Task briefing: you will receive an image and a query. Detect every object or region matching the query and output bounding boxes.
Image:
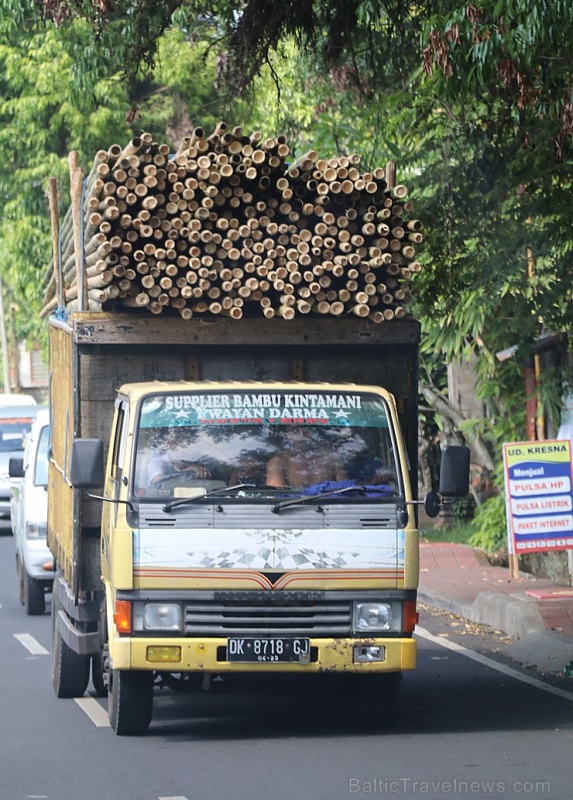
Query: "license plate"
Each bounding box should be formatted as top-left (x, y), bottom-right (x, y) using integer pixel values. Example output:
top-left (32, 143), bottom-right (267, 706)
top-left (227, 637), bottom-right (311, 663)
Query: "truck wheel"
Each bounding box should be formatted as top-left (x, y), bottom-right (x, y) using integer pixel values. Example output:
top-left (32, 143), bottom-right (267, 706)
top-left (91, 654), bottom-right (108, 698)
top-left (24, 571), bottom-right (46, 616)
top-left (17, 557), bottom-right (24, 606)
top-left (91, 596), bottom-right (108, 697)
top-left (108, 669), bottom-right (154, 736)
top-left (50, 579), bottom-right (90, 698)
top-left (353, 672), bottom-right (402, 729)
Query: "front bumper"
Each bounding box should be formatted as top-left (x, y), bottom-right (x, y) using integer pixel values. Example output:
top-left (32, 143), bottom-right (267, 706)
top-left (22, 540), bottom-right (54, 581)
top-left (111, 635), bottom-right (416, 673)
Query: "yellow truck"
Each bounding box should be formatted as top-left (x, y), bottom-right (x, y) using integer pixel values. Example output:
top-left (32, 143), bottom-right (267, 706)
top-left (47, 311), bottom-right (469, 734)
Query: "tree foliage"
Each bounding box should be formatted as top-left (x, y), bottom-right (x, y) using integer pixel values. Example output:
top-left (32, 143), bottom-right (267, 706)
top-left (422, 1), bottom-right (573, 154)
top-left (0, 13), bottom-right (226, 354)
top-left (19, 0), bottom-right (573, 153)
top-left (27, 0), bottom-right (423, 97)
top-left (1, 0), bottom-right (572, 497)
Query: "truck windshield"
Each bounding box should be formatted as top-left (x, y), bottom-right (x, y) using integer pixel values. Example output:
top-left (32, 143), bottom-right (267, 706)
top-left (132, 389), bottom-right (399, 498)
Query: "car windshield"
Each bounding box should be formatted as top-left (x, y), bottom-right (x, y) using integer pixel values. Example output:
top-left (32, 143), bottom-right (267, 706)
top-left (132, 389), bottom-right (399, 500)
top-left (0, 416), bottom-right (35, 452)
top-left (34, 426), bottom-right (50, 486)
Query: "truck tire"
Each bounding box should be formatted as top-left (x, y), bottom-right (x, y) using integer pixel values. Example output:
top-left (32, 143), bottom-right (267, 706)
top-left (91, 653), bottom-right (108, 698)
top-left (91, 596), bottom-right (108, 697)
top-left (353, 672), bottom-right (402, 729)
top-left (50, 579), bottom-right (90, 698)
top-left (24, 571), bottom-right (46, 616)
top-left (16, 557), bottom-right (24, 606)
top-left (108, 669), bottom-right (154, 736)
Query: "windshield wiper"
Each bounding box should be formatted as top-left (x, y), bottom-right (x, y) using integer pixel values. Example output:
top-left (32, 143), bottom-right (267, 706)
top-left (163, 483), bottom-right (256, 513)
top-left (271, 484), bottom-right (392, 513)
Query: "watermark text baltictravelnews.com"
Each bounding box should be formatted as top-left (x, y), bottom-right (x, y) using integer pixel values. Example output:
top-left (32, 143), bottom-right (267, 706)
top-left (348, 778), bottom-right (551, 794)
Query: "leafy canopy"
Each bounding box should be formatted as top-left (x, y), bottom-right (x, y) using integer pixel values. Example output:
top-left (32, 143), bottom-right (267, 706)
top-left (0, 13), bottom-right (226, 348)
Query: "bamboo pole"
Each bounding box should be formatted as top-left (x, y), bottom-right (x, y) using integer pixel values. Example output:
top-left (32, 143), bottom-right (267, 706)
top-left (68, 152), bottom-right (87, 307)
top-left (46, 178), bottom-right (62, 307)
top-left (43, 125), bottom-right (422, 322)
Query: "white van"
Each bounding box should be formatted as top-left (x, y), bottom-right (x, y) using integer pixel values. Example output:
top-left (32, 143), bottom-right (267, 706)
top-left (0, 404), bottom-right (40, 518)
top-left (9, 408), bottom-right (53, 614)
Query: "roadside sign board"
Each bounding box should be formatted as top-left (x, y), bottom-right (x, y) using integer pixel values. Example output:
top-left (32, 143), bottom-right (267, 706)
top-left (503, 440), bottom-right (573, 555)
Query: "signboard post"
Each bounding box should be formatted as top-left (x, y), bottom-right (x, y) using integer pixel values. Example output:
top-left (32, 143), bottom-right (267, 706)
top-left (503, 440), bottom-right (573, 578)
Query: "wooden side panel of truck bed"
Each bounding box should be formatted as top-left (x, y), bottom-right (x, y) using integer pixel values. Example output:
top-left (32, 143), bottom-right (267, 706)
top-left (47, 321), bottom-right (76, 588)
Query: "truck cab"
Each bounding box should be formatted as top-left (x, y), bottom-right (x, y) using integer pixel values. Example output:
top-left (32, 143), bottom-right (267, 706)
top-left (63, 380), bottom-right (468, 734)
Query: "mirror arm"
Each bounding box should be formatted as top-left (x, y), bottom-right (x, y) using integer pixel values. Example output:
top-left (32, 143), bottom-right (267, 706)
top-left (403, 496), bottom-right (455, 506)
top-left (85, 491), bottom-right (134, 513)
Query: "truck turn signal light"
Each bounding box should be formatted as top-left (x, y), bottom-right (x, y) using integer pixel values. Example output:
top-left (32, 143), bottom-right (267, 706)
top-left (403, 600), bottom-right (419, 632)
top-left (114, 600), bottom-right (132, 634)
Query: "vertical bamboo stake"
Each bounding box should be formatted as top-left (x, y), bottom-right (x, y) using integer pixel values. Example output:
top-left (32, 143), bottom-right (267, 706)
top-left (68, 152), bottom-right (86, 309)
top-left (47, 178), bottom-right (62, 308)
top-left (385, 160), bottom-right (396, 192)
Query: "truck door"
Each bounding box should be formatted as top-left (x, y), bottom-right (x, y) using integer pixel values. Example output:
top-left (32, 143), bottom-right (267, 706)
top-left (101, 398), bottom-right (130, 559)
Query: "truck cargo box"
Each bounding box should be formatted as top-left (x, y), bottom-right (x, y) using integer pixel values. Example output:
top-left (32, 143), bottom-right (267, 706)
top-left (48, 312), bottom-right (419, 594)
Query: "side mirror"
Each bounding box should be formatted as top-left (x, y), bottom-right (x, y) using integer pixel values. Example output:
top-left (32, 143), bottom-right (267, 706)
top-left (9, 457), bottom-right (24, 479)
top-left (396, 500), bottom-right (409, 528)
top-left (70, 439), bottom-right (104, 488)
top-left (439, 446), bottom-right (470, 498)
top-left (423, 491), bottom-right (441, 518)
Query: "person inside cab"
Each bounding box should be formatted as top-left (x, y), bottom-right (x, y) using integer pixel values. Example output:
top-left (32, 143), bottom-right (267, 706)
top-left (266, 425), bottom-right (347, 488)
top-left (147, 427), bottom-right (212, 485)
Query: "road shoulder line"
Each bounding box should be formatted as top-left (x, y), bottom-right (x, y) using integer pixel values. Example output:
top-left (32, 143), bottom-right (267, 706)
top-left (416, 626), bottom-right (573, 703)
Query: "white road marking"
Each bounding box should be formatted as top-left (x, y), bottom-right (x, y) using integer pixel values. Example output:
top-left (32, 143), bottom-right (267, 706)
top-left (70, 629), bottom-right (571, 732)
top-left (13, 633), bottom-right (49, 655)
top-left (158, 797), bottom-right (190, 800)
top-left (416, 626), bottom-right (573, 702)
top-left (74, 697), bottom-right (110, 727)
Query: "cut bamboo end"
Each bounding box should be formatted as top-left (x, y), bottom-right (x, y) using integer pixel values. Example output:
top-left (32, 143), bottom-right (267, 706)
top-left (44, 123), bottom-right (420, 322)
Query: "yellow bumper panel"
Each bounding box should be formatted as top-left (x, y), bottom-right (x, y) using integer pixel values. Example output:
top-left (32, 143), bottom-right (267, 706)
top-left (112, 636), bottom-right (416, 673)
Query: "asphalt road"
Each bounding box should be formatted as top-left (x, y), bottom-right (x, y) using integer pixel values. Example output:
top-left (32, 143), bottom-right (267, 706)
top-left (0, 526), bottom-right (572, 800)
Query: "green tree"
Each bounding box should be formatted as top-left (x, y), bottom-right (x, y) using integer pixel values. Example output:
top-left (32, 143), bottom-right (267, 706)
top-left (0, 17), bottom-right (224, 367)
top-left (422, 1), bottom-right (573, 153)
top-left (25, 0), bottom-right (573, 150)
top-left (3, 1), bottom-right (572, 556)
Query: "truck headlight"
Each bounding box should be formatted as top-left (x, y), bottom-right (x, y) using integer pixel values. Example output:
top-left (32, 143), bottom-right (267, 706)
top-left (133, 602), bottom-right (182, 632)
top-left (26, 521), bottom-right (47, 539)
top-left (353, 602), bottom-right (391, 632)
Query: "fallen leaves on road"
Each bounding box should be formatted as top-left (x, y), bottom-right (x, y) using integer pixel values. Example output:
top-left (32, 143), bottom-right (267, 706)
top-left (419, 602), bottom-right (512, 644)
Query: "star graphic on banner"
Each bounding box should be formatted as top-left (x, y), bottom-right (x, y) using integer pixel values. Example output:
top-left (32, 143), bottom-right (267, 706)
top-left (174, 410), bottom-right (191, 420)
top-left (334, 410), bottom-right (350, 420)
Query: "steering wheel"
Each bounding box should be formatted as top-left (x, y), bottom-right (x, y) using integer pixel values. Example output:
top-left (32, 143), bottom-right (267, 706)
top-left (152, 467), bottom-right (210, 488)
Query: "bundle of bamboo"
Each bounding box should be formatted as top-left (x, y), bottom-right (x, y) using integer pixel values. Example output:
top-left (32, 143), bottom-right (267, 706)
top-left (42, 124), bottom-right (423, 322)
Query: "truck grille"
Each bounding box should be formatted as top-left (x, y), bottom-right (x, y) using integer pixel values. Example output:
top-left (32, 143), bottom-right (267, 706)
top-left (184, 598), bottom-right (352, 637)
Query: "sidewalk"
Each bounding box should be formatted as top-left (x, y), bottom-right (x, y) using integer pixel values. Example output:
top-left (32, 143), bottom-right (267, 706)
top-left (418, 542), bottom-right (573, 674)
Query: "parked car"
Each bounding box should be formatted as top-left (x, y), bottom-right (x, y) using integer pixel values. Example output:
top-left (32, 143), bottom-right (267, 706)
top-left (0, 404), bottom-right (40, 519)
top-left (9, 408), bottom-right (53, 615)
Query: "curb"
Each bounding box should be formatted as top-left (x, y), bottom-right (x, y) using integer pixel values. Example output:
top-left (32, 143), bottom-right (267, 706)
top-left (418, 587), bottom-right (573, 673)
top-left (418, 587), bottom-right (546, 640)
